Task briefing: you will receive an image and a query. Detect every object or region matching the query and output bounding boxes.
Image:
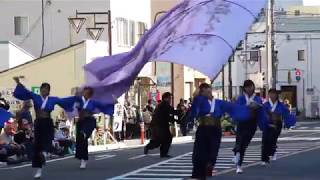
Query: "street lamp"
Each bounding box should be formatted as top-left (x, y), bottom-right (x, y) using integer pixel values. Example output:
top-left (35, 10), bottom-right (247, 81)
top-left (68, 10), bottom-right (112, 55)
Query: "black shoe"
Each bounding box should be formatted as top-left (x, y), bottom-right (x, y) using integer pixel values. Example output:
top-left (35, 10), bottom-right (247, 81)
top-left (144, 147), bottom-right (148, 155)
top-left (160, 154), bottom-right (171, 158)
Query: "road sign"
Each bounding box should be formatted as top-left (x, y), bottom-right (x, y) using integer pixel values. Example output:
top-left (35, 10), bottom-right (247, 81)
top-left (295, 68), bottom-right (301, 82)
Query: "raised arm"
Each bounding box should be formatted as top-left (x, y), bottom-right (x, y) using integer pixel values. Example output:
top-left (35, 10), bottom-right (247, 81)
top-left (13, 77), bottom-right (35, 101)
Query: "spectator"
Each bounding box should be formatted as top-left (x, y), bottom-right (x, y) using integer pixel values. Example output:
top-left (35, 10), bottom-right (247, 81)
top-left (143, 100), bottom-right (154, 139)
top-left (177, 98), bottom-right (184, 110)
top-left (144, 100), bottom-right (154, 113)
top-left (16, 100), bottom-right (33, 131)
top-left (0, 122), bottom-right (25, 164)
top-left (53, 122), bottom-right (74, 156)
top-left (183, 100), bottom-right (188, 109)
top-left (14, 119), bottom-right (34, 160)
top-left (177, 104), bottom-right (188, 136)
top-left (124, 102), bottom-right (137, 139)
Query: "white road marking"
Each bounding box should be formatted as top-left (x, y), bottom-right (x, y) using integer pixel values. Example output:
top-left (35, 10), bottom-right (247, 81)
top-left (129, 153), bottom-right (160, 160)
top-left (0, 156), bottom-right (74, 170)
top-left (129, 154), bottom-right (146, 160)
top-left (95, 155), bottom-right (116, 161)
top-left (146, 169), bottom-right (191, 172)
top-left (130, 173), bottom-right (189, 177)
top-left (119, 178), bottom-right (181, 180)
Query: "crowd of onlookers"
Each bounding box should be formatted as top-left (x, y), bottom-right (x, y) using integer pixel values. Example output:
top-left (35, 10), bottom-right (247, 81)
top-left (0, 99), bottom-right (75, 167)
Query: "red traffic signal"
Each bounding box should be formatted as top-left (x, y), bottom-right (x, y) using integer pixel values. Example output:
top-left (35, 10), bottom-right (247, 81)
top-left (295, 68), bottom-right (301, 81)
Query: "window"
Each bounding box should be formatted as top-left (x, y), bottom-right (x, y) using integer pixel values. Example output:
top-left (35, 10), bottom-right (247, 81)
top-left (298, 50), bottom-right (305, 61)
top-left (128, 20), bottom-right (135, 46)
top-left (116, 17), bottom-right (128, 46)
top-left (14, 16), bottom-right (29, 35)
top-left (116, 18), bottom-right (147, 47)
top-left (135, 21), bottom-right (147, 43)
top-left (249, 50), bottom-right (260, 62)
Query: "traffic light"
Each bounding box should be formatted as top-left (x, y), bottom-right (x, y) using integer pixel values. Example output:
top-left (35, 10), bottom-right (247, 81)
top-left (295, 68), bottom-right (301, 82)
top-left (262, 72), bottom-right (265, 82)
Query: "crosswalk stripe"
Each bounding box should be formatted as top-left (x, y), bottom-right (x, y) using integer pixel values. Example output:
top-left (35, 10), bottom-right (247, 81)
top-left (119, 178), bottom-right (181, 180)
top-left (134, 173), bottom-right (190, 177)
top-left (158, 165), bottom-right (192, 168)
top-left (145, 169), bottom-right (191, 172)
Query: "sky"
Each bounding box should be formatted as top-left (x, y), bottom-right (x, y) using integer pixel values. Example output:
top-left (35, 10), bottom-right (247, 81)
top-left (304, 0), bottom-right (320, 6)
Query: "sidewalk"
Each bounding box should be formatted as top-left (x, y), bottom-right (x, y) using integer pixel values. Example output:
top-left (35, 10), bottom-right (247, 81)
top-left (88, 135), bottom-right (193, 153)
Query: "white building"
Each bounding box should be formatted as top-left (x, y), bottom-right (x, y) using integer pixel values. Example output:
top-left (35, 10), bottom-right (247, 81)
top-left (214, 7), bottom-right (320, 118)
top-left (0, 0), bottom-right (110, 57)
top-left (0, 41), bottom-right (34, 71)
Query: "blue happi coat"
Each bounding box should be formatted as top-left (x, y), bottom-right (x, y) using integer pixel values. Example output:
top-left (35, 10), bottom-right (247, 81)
top-left (61, 96), bottom-right (114, 116)
top-left (263, 100), bottom-right (296, 128)
top-left (236, 94), bottom-right (268, 130)
top-left (13, 84), bottom-right (68, 112)
top-left (190, 95), bottom-right (250, 121)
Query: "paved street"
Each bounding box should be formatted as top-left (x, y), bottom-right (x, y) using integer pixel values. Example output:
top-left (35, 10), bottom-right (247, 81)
top-left (1, 121), bottom-right (320, 180)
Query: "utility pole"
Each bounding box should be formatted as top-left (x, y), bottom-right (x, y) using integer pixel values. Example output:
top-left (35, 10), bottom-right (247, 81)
top-left (222, 64), bottom-right (225, 100)
top-left (244, 34), bottom-right (248, 80)
top-left (266, 0), bottom-right (275, 88)
top-left (228, 56), bottom-right (233, 100)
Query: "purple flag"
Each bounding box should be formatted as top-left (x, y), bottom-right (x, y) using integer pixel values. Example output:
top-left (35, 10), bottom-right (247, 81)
top-left (84, 0), bottom-right (266, 103)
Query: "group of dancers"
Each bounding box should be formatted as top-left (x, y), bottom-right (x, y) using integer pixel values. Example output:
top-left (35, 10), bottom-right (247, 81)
top-left (0, 77), bottom-right (295, 180)
top-left (189, 80), bottom-right (295, 179)
top-left (9, 77), bottom-right (114, 179)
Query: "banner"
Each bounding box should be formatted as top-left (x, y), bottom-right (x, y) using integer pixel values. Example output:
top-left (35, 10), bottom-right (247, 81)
top-left (112, 94), bottom-right (125, 132)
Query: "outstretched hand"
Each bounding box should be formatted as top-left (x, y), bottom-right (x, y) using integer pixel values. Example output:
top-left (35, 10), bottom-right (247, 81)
top-left (13, 76), bottom-right (20, 84)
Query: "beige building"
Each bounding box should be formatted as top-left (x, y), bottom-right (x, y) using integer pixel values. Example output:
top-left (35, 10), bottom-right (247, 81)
top-left (0, 40), bottom-right (109, 114)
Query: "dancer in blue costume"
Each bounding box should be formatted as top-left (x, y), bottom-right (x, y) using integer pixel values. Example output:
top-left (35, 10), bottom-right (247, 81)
top-left (261, 89), bottom-right (296, 164)
top-left (190, 83), bottom-right (251, 179)
top-left (13, 77), bottom-right (73, 179)
top-left (60, 87), bottom-right (114, 169)
top-left (233, 80), bottom-right (268, 174)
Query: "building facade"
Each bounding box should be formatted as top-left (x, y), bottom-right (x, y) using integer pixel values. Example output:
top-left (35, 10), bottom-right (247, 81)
top-left (0, 0), bottom-right (110, 57)
top-left (214, 5), bottom-right (320, 118)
